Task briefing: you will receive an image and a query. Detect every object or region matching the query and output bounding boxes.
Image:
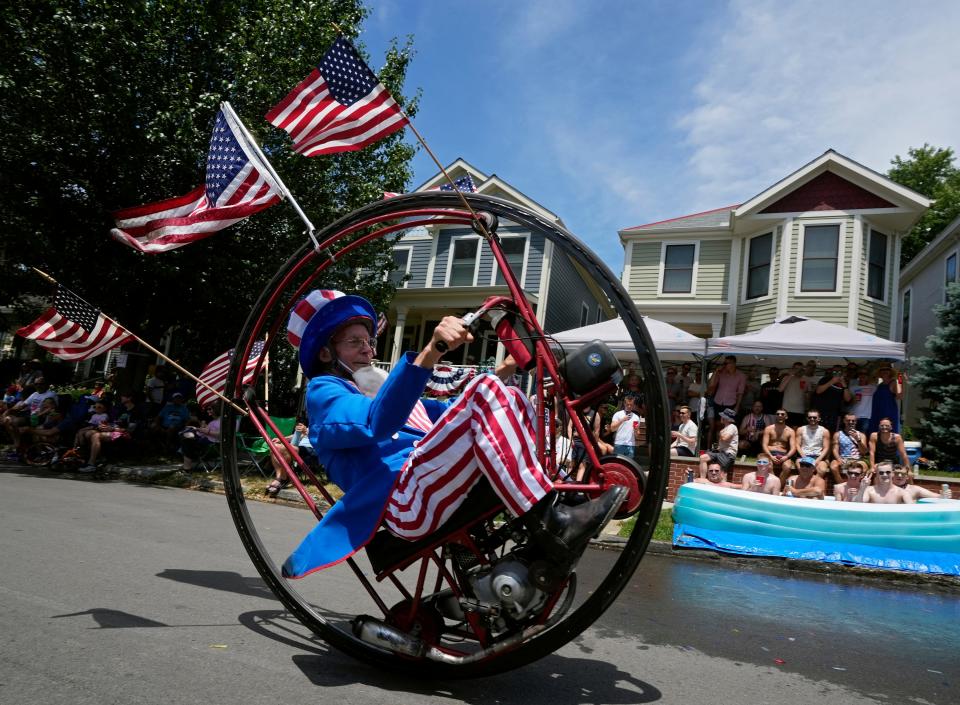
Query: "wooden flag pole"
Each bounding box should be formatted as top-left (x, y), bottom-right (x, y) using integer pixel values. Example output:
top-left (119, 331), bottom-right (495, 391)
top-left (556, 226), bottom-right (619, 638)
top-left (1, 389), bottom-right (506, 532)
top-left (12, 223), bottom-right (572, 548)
top-left (31, 268), bottom-right (249, 417)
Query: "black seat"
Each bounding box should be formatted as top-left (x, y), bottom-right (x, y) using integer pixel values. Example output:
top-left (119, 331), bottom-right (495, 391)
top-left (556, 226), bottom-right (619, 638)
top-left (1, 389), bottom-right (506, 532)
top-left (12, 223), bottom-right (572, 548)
top-left (366, 482), bottom-right (503, 575)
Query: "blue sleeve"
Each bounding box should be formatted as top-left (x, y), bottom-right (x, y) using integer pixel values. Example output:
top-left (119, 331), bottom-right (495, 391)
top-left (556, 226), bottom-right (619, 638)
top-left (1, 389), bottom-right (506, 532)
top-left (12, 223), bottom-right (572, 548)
top-left (307, 353), bottom-right (433, 450)
top-left (422, 398), bottom-right (450, 422)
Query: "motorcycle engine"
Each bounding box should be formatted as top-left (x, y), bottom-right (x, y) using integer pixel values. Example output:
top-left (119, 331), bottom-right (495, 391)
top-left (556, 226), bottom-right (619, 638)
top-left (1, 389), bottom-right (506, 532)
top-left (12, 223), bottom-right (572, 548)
top-left (469, 555), bottom-right (548, 621)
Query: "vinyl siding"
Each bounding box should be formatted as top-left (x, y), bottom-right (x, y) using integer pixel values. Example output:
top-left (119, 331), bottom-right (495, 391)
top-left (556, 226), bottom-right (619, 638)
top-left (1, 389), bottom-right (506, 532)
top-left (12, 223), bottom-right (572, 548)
top-left (735, 227), bottom-right (781, 333)
top-left (402, 238), bottom-right (433, 288)
top-left (784, 218), bottom-right (853, 326)
top-left (627, 242), bottom-right (662, 298)
top-left (857, 229), bottom-right (893, 337)
top-left (696, 240), bottom-right (731, 301)
top-left (543, 251), bottom-right (606, 333)
top-left (429, 226), bottom-right (542, 289)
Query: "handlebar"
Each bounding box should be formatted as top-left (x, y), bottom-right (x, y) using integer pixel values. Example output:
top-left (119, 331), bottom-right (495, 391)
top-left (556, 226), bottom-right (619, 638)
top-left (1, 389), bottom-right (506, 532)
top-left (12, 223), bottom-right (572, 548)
top-left (433, 311), bottom-right (482, 354)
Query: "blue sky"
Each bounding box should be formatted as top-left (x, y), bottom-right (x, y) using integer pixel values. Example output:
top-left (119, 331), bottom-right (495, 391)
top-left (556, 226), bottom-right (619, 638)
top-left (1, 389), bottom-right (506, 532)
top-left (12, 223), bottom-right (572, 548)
top-left (360, 0), bottom-right (960, 271)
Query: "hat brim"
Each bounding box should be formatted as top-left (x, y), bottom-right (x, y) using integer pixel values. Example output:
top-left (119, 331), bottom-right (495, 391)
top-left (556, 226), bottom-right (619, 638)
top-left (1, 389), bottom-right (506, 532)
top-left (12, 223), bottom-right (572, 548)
top-left (299, 295), bottom-right (376, 378)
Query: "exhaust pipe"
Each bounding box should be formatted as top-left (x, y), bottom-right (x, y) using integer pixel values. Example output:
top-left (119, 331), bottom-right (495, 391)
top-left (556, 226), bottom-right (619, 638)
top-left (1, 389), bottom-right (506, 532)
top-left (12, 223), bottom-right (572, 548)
top-left (352, 616), bottom-right (426, 658)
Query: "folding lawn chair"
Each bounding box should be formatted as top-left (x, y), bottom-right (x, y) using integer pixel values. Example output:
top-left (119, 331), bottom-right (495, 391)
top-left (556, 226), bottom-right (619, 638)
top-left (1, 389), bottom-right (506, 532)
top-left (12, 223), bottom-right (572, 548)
top-left (236, 416), bottom-right (296, 477)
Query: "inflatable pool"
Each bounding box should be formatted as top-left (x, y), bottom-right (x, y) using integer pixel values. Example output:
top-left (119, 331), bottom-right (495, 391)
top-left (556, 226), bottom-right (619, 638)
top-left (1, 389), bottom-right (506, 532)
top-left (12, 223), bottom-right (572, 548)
top-left (672, 483), bottom-right (960, 575)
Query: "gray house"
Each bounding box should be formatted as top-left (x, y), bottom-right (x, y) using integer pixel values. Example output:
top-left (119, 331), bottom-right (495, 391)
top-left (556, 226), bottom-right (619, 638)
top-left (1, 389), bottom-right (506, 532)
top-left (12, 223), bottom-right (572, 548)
top-left (897, 214), bottom-right (960, 427)
top-left (381, 159), bottom-right (614, 366)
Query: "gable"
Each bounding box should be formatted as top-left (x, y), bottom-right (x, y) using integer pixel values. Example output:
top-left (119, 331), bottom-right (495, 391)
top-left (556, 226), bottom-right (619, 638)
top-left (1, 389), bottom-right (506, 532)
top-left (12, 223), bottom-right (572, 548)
top-left (759, 171), bottom-right (896, 214)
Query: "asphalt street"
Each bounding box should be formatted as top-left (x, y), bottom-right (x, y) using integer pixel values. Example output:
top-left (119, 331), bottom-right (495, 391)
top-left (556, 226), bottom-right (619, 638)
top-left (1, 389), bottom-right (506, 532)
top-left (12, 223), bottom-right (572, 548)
top-left (1, 467), bottom-right (956, 705)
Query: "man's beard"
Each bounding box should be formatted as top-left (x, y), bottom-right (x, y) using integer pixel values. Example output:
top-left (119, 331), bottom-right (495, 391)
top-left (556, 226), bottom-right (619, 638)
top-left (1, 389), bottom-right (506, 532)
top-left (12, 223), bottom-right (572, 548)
top-left (351, 364), bottom-right (389, 398)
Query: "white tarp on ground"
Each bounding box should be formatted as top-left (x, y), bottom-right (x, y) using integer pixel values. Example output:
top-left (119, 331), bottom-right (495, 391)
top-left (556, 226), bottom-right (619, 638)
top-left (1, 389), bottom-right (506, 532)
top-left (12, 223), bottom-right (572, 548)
top-left (552, 316), bottom-right (707, 358)
top-left (706, 315), bottom-right (906, 360)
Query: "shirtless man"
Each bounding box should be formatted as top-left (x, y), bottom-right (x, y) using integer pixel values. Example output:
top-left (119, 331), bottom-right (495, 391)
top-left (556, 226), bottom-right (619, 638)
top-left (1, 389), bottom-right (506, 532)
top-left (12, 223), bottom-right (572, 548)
top-left (695, 459), bottom-right (740, 489)
top-left (741, 453), bottom-right (782, 495)
top-left (763, 409), bottom-right (797, 484)
top-left (891, 464), bottom-right (940, 501)
top-left (862, 461), bottom-right (911, 504)
top-left (830, 412), bottom-right (867, 484)
top-left (833, 459), bottom-right (871, 502)
top-left (782, 456), bottom-right (826, 499)
top-left (796, 409), bottom-right (831, 478)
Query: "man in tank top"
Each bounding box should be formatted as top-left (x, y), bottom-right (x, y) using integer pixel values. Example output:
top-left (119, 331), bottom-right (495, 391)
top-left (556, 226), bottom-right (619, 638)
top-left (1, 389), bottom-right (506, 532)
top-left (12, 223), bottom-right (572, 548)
top-left (829, 412), bottom-right (867, 484)
top-left (869, 417), bottom-right (909, 468)
top-left (797, 409), bottom-right (830, 478)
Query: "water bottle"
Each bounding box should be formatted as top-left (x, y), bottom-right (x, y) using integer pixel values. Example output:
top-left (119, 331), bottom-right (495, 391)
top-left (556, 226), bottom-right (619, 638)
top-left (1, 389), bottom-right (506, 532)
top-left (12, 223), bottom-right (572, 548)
top-left (291, 428), bottom-right (303, 448)
top-left (686, 469), bottom-right (694, 484)
top-left (941, 484), bottom-right (952, 500)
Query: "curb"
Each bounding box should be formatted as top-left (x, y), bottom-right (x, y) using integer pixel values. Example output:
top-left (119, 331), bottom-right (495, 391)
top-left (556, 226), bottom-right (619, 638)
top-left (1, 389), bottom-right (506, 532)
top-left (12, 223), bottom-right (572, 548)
top-left (6, 460), bottom-right (957, 589)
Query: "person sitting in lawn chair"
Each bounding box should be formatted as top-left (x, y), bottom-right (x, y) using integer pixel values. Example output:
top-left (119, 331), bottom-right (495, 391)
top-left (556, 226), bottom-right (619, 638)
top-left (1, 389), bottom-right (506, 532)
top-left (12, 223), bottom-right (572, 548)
top-left (281, 290), bottom-right (626, 579)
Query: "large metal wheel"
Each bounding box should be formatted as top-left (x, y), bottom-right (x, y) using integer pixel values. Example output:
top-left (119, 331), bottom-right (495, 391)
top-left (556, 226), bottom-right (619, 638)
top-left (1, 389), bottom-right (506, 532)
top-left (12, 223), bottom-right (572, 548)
top-left (219, 192), bottom-right (669, 677)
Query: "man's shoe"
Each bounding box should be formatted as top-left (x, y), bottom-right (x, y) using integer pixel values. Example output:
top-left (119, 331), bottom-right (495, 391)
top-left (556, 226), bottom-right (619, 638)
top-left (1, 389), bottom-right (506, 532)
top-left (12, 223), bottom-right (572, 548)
top-left (77, 464), bottom-right (97, 474)
top-left (548, 485), bottom-right (628, 550)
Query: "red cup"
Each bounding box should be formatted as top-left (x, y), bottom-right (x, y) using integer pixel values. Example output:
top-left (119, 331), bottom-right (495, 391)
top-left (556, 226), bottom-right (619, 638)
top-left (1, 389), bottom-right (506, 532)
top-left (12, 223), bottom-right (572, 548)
top-left (633, 421), bottom-right (639, 429)
top-left (799, 380), bottom-right (806, 390)
top-left (757, 475), bottom-right (766, 486)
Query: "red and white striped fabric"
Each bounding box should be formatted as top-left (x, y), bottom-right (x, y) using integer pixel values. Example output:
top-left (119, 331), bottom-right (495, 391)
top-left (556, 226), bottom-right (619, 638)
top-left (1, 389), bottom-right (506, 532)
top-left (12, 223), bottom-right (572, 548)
top-left (404, 400), bottom-right (433, 433)
top-left (111, 104), bottom-right (282, 253)
top-left (16, 285), bottom-right (133, 361)
top-left (266, 36), bottom-right (408, 157)
top-left (286, 290), bottom-right (343, 348)
top-left (384, 375), bottom-right (553, 540)
top-left (196, 341), bottom-right (265, 409)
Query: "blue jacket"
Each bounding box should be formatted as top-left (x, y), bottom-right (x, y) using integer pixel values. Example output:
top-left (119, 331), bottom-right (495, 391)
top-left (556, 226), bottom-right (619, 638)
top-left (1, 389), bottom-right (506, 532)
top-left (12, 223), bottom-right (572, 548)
top-left (282, 353), bottom-right (449, 578)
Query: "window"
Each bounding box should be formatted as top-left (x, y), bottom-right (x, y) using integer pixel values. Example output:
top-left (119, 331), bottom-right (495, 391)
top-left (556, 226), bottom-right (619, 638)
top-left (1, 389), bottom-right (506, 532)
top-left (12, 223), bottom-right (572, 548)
top-left (449, 238), bottom-right (478, 286)
top-left (493, 237), bottom-right (527, 286)
top-left (595, 305), bottom-right (603, 324)
top-left (901, 289), bottom-right (911, 344)
top-left (746, 232), bottom-right (773, 299)
top-left (580, 303), bottom-right (590, 327)
top-left (662, 244), bottom-right (696, 293)
top-left (947, 253), bottom-right (958, 288)
top-left (800, 224), bottom-right (839, 292)
top-left (388, 247), bottom-right (411, 287)
top-left (867, 230), bottom-right (888, 300)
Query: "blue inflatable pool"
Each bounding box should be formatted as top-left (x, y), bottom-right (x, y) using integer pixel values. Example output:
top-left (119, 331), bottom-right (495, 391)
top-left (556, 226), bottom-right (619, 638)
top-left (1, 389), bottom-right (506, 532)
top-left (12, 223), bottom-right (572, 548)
top-left (672, 483), bottom-right (960, 575)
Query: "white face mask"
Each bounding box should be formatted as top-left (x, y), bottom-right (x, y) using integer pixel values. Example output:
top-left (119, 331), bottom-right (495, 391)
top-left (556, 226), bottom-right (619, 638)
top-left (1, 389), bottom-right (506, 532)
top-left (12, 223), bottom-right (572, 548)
top-left (350, 364), bottom-right (389, 398)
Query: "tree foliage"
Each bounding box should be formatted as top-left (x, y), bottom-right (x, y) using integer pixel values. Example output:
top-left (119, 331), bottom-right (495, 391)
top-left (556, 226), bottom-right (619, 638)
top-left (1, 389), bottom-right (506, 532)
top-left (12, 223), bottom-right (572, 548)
top-left (910, 282), bottom-right (960, 466)
top-left (0, 0), bottom-right (417, 372)
top-left (886, 144), bottom-right (960, 266)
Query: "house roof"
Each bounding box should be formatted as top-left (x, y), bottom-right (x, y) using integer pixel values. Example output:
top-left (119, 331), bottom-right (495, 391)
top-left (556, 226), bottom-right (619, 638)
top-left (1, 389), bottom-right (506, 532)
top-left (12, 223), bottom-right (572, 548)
top-left (899, 212), bottom-right (960, 287)
top-left (621, 204), bottom-right (741, 233)
top-left (620, 149), bottom-right (932, 239)
top-left (415, 158), bottom-right (562, 224)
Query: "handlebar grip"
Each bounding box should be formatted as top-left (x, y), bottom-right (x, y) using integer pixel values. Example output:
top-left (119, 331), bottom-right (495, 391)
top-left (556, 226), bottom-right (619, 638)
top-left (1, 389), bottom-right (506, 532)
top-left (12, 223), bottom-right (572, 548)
top-left (433, 312), bottom-right (481, 354)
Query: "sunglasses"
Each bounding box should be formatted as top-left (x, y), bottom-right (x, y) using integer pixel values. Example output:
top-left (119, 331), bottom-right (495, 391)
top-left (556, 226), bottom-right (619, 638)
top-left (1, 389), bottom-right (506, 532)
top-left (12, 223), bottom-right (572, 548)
top-left (756, 460), bottom-right (770, 466)
top-left (845, 471), bottom-right (862, 477)
top-left (807, 416), bottom-right (819, 421)
top-left (892, 471), bottom-right (908, 477)
top-left (877, 470), bottom-right (893, 476)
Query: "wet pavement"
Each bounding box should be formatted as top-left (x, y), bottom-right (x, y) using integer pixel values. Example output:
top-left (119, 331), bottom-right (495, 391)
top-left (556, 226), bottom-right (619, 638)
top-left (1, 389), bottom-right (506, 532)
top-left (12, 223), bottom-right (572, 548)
top-left (582, 548), bottom-right (959, 703)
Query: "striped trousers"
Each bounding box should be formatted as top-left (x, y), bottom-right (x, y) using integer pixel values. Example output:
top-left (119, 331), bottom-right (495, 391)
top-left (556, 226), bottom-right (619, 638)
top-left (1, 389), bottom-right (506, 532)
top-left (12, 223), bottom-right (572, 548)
top-left (384, 374), bottom-right (554, 540)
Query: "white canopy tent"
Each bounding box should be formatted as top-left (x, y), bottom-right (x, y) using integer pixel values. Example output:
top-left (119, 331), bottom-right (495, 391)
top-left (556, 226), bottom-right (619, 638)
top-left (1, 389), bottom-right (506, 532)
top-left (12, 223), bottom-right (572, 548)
top-left (552, 316), bottom-right (707, 360)
top-left (706, 316), bottom-right (906, 362)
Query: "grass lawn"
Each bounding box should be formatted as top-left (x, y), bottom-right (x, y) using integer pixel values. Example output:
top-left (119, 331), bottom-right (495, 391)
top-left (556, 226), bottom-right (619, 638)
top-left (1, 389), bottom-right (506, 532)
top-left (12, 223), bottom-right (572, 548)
top-left (618, 506), bottom-right (673, 542)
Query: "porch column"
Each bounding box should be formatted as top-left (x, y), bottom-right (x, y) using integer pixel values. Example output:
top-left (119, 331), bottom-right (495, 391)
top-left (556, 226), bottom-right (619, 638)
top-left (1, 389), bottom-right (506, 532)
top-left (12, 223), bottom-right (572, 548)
top-left (389, 306), bottom-right (408, 365)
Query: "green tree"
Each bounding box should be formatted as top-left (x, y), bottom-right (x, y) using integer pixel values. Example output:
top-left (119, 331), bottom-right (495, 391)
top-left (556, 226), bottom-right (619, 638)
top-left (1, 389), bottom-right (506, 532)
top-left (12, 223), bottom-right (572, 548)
top-left (910, 282), bottom-right (960, 466)
top-left (0, 0), bottom-right (417, 376)
top-left (887, 144), bottom-right (960, 266)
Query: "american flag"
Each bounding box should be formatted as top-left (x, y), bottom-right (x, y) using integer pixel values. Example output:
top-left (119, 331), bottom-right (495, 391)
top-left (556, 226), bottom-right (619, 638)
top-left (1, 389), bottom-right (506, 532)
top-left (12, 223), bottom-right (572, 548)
top-left (266, 36), bottom-right (409, 157)
top-left (111, 105), bottom-right (283, 253)
top-left (376, 311), bottom-right (388, 336)
top-left (196, 341), bottom-right (266, 409)
top-left (16, 286), bottom-right (134, 361)
top-left (439, 174), bottom-right (477, 193)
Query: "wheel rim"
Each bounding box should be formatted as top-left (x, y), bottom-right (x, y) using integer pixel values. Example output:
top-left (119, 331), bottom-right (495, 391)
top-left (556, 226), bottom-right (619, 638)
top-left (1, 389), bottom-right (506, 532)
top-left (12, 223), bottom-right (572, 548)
top-left (219, 192), bottom-right (669, 676)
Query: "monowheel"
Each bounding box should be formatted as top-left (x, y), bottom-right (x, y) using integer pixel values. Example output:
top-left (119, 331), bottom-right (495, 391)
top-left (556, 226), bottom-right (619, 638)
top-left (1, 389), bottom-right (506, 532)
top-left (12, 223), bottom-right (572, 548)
top-left (219, 191), bottom-right (669, 677)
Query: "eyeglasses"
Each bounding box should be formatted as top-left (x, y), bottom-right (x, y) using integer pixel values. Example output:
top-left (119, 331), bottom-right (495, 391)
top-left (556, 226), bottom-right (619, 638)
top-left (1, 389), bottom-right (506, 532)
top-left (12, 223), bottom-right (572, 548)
top-left (334, 336), bottom-right (377, 350)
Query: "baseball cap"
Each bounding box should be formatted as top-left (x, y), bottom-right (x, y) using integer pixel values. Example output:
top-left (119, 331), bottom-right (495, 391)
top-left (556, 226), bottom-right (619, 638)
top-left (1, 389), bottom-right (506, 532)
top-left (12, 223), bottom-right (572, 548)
top-left (171, 392), bottom-right (185, 400)
top-left (798, 455), bottom-right (816, 467)
top-left (719, 408), bottom-right (736, 421)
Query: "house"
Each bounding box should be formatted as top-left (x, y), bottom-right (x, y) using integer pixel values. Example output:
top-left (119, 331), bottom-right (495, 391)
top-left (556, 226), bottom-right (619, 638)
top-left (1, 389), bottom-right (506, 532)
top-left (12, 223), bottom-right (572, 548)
top-left (897, 213), bottom-right (960, 427)
top-left (380, 159), bottom-right (614, 366)
top-left (619, 150), bottom-right (931, 340)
